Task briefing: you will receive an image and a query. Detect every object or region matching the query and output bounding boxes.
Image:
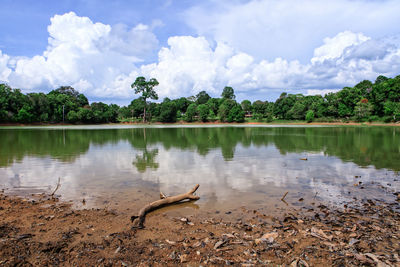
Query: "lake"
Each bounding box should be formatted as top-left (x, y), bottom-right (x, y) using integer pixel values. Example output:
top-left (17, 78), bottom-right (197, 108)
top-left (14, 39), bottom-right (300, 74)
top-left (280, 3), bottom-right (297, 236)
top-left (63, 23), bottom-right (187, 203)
top-left (0, 125), bottom-right (399, 218)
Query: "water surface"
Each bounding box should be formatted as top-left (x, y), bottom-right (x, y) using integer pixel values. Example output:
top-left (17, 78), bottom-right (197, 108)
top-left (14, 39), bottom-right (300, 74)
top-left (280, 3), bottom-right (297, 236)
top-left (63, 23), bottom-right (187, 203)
top-left (0, 125), bottom-right (399, 217)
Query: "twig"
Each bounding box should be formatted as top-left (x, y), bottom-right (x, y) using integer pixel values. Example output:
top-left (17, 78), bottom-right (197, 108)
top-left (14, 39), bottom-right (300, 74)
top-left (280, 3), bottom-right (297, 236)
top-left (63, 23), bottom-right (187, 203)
top-left (160, 191), bottom-right (167, 199)
top-left (281, 191), bottom-right (288, 201)
top-left (50, 177), bottom-right (61, 198)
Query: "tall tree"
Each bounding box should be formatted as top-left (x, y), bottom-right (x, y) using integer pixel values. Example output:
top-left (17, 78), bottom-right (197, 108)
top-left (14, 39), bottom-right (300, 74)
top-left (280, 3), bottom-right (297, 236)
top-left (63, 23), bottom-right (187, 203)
top-left (195, 91), bottom-right (211, 105)
top-left (131, 77), bottom-right (159, 122)
top-left (241, 100), bottom-right (252, 115)
top-left (221, 86), bottom-right (235, 100)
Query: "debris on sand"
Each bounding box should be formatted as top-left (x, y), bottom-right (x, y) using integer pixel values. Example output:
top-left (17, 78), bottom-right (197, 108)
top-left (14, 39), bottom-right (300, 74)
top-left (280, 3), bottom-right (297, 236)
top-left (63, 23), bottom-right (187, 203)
top-left (0, 193), bottom-right (399, 266)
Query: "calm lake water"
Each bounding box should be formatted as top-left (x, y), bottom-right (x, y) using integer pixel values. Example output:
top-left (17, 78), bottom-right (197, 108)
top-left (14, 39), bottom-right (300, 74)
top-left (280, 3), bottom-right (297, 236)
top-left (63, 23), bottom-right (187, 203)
top-left (0, 125), bottom-right (399, 217)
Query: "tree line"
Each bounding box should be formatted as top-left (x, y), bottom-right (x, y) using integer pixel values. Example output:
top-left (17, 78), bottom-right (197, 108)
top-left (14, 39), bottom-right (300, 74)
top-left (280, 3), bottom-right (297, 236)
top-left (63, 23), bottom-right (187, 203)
top-left (0, 74), bottom-right (399, 124)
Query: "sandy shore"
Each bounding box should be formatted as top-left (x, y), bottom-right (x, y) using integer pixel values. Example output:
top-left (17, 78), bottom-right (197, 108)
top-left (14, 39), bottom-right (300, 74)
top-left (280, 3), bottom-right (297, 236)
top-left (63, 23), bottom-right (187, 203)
top-left (1, 191), bottom-right (399, 266)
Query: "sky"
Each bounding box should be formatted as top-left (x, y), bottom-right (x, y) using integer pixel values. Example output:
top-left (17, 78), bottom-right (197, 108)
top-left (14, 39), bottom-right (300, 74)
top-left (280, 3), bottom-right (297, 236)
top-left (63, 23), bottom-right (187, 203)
top-left (0, 0), bottom-right (400, 105)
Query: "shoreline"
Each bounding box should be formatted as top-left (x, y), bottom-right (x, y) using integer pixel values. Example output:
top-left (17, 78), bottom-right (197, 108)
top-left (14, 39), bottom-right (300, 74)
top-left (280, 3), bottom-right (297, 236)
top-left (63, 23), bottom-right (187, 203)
top-left (1, 121), bottom-right (400, 127)
top-left (1, 191), bottom-right (399, 266)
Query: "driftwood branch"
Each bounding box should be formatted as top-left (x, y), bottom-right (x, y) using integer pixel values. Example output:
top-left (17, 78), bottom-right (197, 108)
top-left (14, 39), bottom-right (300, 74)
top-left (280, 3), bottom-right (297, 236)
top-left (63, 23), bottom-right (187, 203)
top-left (131, 184), bottom-right (200, 229)
top-left (50, 177), bottom-right (61, 198)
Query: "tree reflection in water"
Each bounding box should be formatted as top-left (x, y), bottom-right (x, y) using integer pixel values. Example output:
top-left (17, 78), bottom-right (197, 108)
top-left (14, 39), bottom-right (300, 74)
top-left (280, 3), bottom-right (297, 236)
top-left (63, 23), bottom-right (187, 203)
top-left (133, 148), bottom-right (159, 173)
top-left (132, 128), bottom-right (159, 172)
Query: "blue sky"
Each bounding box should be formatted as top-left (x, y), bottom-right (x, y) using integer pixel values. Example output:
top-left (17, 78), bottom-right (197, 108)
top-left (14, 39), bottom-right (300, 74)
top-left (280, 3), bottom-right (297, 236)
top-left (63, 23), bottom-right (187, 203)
top-left (1, 0), bottom-right (400, 105)
top-left (0, 0), bottom-right (193, 57)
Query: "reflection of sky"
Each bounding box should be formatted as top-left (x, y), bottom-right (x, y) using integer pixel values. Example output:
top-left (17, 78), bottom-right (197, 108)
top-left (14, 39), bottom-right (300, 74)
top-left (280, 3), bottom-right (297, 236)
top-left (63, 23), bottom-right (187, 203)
top-left (0, 140), bottom-right (399, 211)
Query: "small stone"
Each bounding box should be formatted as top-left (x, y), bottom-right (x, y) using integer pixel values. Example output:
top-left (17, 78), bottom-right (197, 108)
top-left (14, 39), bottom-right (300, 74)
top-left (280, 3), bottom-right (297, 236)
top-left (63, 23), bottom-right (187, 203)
top-left (169, 251), bottom-right (176, 260)
top-left (165, 239), bottom-right (176, 245)
top-left (180, 254), bottom-right (188, 263)
top-left (349, 238), bottom-right (359, 246)
top-left (261, 232), bottom-right (279, 243)
top-left (214, 240), bottom-right (226, 249)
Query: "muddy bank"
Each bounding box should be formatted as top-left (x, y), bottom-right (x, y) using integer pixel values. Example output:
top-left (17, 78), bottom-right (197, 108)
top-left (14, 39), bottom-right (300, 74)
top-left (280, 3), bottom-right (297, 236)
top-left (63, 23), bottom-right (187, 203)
top-left (0, 192), bottom-right (399, 266)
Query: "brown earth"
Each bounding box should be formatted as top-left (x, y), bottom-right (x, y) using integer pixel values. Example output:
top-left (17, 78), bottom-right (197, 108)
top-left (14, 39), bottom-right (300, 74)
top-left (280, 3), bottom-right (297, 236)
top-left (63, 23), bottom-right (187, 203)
top-left (1, 191), bottom-right (399, 266)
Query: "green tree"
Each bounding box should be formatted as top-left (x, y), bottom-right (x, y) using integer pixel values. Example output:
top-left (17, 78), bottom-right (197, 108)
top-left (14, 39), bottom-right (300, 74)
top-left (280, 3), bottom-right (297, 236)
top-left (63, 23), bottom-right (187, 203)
top-left (375, 75), bottom-right (389, 85)
top-left (273, 93), bottom-right (297, 119)
top-left (131, 77), bottom-right (159, 122)
top-left (218, 99), bottom-right (234, 122)
top-left (336, 86), bottom-right (365, 117)
top-left (195, 91), bottom-right (211, 105)
top-left (27, 93), bottom-right (50, 122)
top-left (228, 105), bottom-right (245, 122)
top-left (370, 75), bottom-right (400, 116)
top-left (47, 86), bottom-right (87, 122)
top-left (105, 104), bottom-right (120, 123)
top-left (206, 98), bottom-right (220, 115)
top-left (159, 99), bottom-right (177, 123)
top-left (77, 107), bottom-right (93, 123)
top-left (175, 97), bottom-right (191, 113)
top-left (197, 104), bottom-right (209, 122)
top-left (219, 99), bottom-right (244, 122)
top-left (305, 110), bottom-right (314, 122)
top-left (287, 100), bottom-right (307, 120)
top-left (383, 101), bottom-right (400, 121)
top-left (185, 103), bottom-right (197, 122)
top-left (90, 102), bottom-right (108, 123)
top-left (221, 86), bottom-right (235, 100)
top-left (128, 98), bottom-right (145, 119)
top-left (252, 100), bottom-right (267, 116)
top-left (324, 92), bottom-right (339, 118)
top-left (67, 110), bottom-right (79, 123)
top-left (354, 99), bottom-right (373, 121)
top-left (241, 100), bottom-right (252, 115)
top-left (17, 107), bottom-right (33, 123)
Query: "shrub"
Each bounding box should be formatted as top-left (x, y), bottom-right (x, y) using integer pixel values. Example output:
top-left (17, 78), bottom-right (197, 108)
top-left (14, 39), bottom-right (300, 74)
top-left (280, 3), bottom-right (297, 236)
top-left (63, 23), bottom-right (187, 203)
top-left (305, 110), bottom-right (314, 123)
top-left (368, 115), bottom-right (380, 122)
top-left (265, 114), bottom-right (273, 122)
top-left (253, 113), bottom-right (263, 122)
top-left (197, 104), bottom-right (209, 122)
top-left (383, 116), bottom-right (393, 123)
top-left (184, 103), bottom-right (197, 122)
top-left (159, 102), bottom-right (177, 122)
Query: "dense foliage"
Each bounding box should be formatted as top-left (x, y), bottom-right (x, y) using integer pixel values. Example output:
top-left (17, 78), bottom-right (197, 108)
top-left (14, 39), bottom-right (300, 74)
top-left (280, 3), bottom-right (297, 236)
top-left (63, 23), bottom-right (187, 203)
top-left (0, 74), bottom-right (399, 124)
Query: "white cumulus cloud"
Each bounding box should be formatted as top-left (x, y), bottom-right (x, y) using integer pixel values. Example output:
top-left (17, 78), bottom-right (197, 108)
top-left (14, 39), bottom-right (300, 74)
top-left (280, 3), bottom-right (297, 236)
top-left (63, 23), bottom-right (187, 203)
top-left (5, 12), bottom-right (158, 100)
top-left (311, 31), bottom-right (370, 64)
top-left (184, 0), bottom-right (400, 62)
top-left (0, 50), bottom-right (11, 82)
top-left (138, 31), bottom-right (400, 100)
top-left (1, 11), bottom-right (400, 104)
